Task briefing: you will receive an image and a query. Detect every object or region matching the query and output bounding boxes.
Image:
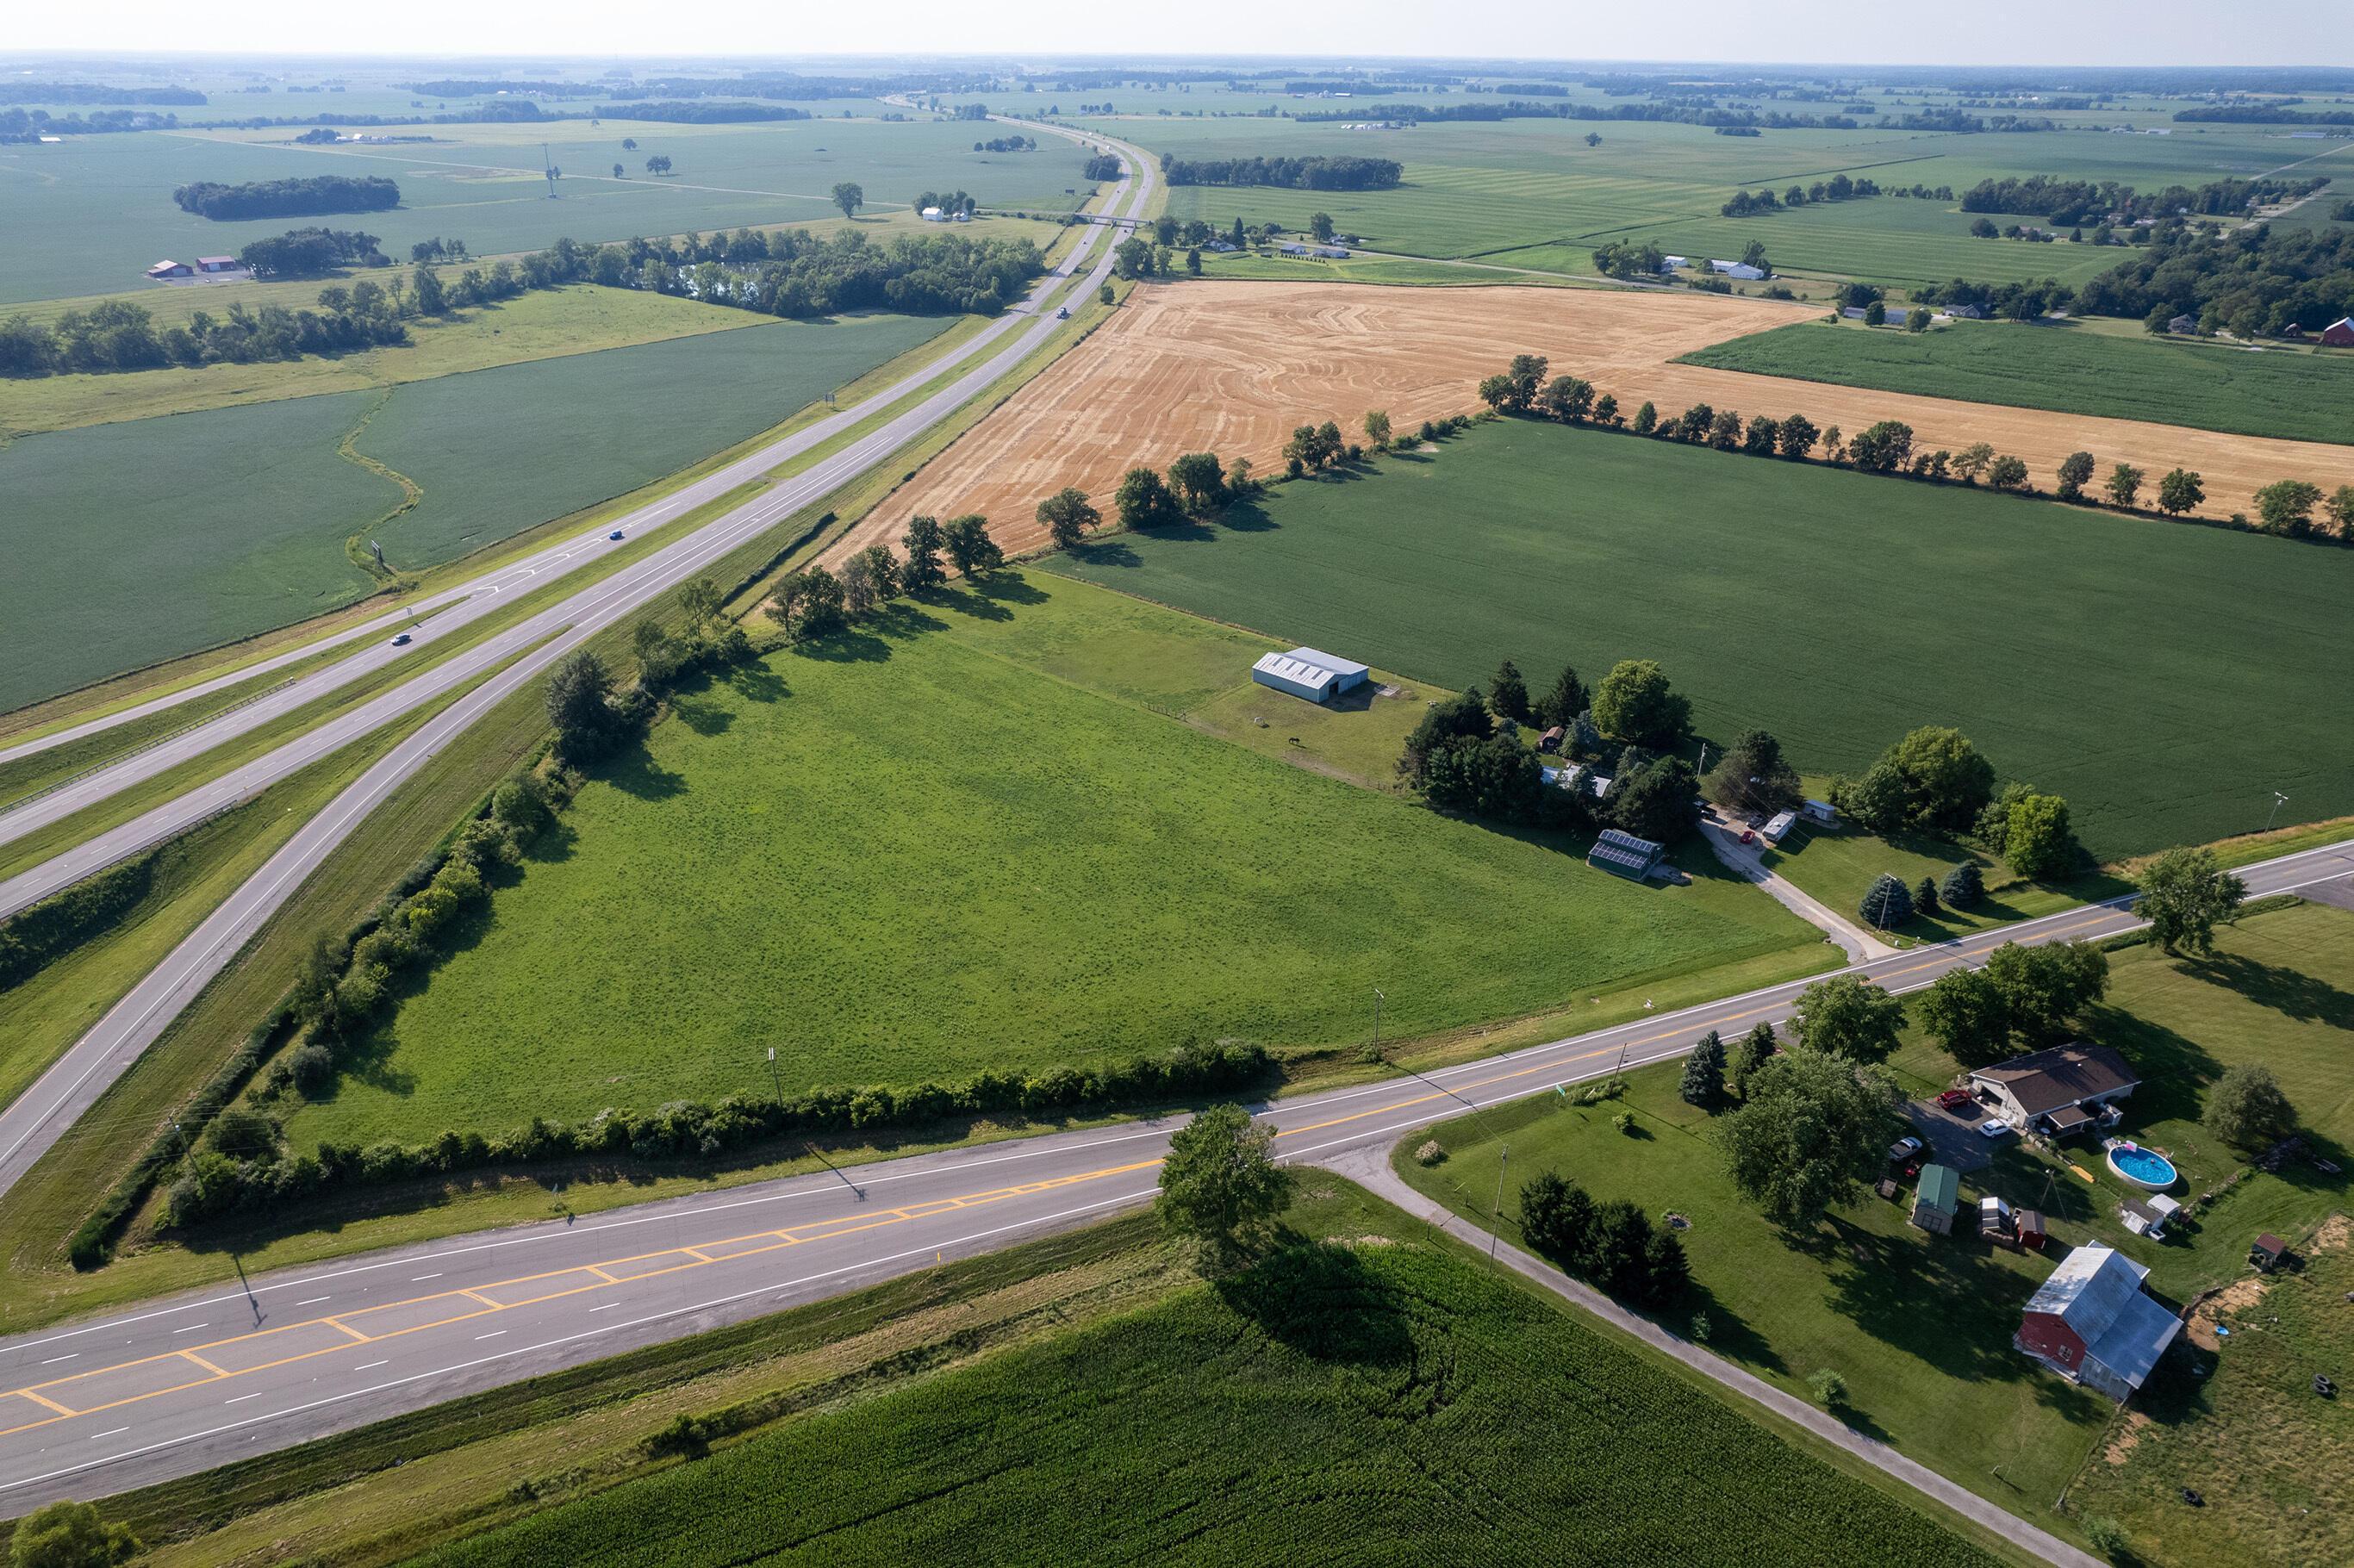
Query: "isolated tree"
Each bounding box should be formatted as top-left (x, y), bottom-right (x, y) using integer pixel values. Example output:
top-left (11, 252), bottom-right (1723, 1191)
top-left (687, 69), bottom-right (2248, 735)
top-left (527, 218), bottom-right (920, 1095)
top-left (1878, 725), bottom-right (1995, 832)
top-left (1903, 303), bottom-right (1929, 333)
top-left (1489, 659), bottom-right (1531, 723)
top-left (1863, 299), bottom-right (1885, 327)
top-left (1858, 872), bottom-right (1914, 930)
top-left (2136, 845), bottom-right (2246, 955)
top-left (2104, 463), bottom-right (2144, 509)
top-left (1309, 211), bottom-right (1335, 240)
top-left (1940, 861), bottom-right (1983, 908)
top-left (645, 155), bottom-right (672, 177)
top-left (1166, 451), bottom-right (1226, 516)
top-left (2055, 450), bottom-right (2096, 502)
top-left (1720, 1048), bottom-right (1901, 1228)
top-left (1037, 487), bottom-right (1100, 550)
top-left (1591, 658), bottom-right (1689, 748)
top-left (1362, 408), bottom-right (1392, 449)
top-left (1790, 974), bottom-right (1906, 1063)
top-left (1585, 131), bottom-right (1603, 146)
top-left (1983, 939), bottom-right (2108, 1043)
top-left (7, 1501), bottom-right (139, 1568)
top-left (900, 515), bottom-right (947, 591)
top-left (1115, 465), bottom-right (1184, 530)
top-left (1099, 282), bottom-right (1114, 306)
top-left (613, 162), bottom-right (626, 179)
top-left (941, 514), bottom-right (1003, 578)
top-left (622, 137), bottom-right (638, 151)
top-left (1915, 968), bottom-right (2013, 1067)
top-left (545, 650), bottom-right (617, 761)
top-left (1681, 1030), bottom-right (1728, 1108)
top-left (2004, 792), bottom-right (2078, 880)
top-left (2204, 1063), bottom-right (2295, 1152)
top-left (831, 181), bottom-right (863, 220)
top-left (1535, 664), bottom-right (1586, 728)
top-left (1729, 1020), bottom-right (1777, 1098)
top-left (1155, 1103), bottom-right (1290, 1267)
top-left (2254, 478), bottom-right (2324, 536)
top-left (1518, 1171), bottom-right (1597, 1263)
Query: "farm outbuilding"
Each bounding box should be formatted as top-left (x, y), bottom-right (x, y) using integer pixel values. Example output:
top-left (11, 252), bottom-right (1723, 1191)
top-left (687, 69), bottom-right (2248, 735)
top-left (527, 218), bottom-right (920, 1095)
top-left (1586, 828), bottom-right (1663, 879)
top-left (146, 259), bottom-right (192, 280)
top-left (2322, 317), bottom-right (2354, 348)
top-left (2015, 1243), bottom-right (2180, 1400)
top-left (1250, 648), bottom-right (1368, 705)
top-left (1910, 1162), bottom-right (1959, 1235)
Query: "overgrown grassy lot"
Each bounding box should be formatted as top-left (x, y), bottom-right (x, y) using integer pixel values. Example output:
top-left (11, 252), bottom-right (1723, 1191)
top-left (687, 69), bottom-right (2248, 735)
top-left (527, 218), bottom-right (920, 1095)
top-left (284, 572), bottom-right (1824, 1149)
top-left (413, 1181), bottom-right (2002, 1568)
top-left (1682, 318), bottom-right (2354, 447)
top-left (1048, 420), bottom-right (2354, 859)
top-left (1401, 900), bottom-right (2354, 1542)
top-left (0, 116), bottom-right (1087, 307)
top-left (0, 311), bottom-right (944, 712)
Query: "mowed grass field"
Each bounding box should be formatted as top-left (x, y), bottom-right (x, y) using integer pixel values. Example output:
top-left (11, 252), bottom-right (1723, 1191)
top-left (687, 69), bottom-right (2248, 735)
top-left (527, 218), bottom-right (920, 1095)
top-left (419, 1195), bottom-right (2004, 1568)
top-left (1049, 421), bottom-right (2354, 860)
top-left (284, 573), bottom-right (1825, 1148)
top-left (1684, 319), bottom-right (2354, 446)
top-left (0, 115), bottom-right (1089, 307)
top-left (0, 310), bottom-right (945, 712)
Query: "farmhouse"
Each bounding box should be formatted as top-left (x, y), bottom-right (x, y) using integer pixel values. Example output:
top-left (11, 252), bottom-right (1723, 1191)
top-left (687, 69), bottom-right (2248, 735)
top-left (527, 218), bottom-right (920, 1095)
top-left (1314, 246), bottom-right (1350, 259)
top-left (2015, 1242), bottom-right (2181, 1401)
top-left (2321, 317), bottom-right (2354, 348)
top-left (2168, 314), bottom-right (2199, 335)
top-left (1250, 647), bottom-right (1368, 705)
top-left (1842, 305), bottom-right (1915, 326)
top-left (1585, 828), bottom-right (1663, 880)
top-left (920, 206), bottom-right (946, 221)
top-left (1967, 1043), bottom-right (2138, 1136)
top-left (1909, 1163), bottom-right (1959, 1235)
top-left (1659, 254), bottom-right (1688, 273)
top-left (146, 259), bottom-right (193, 280)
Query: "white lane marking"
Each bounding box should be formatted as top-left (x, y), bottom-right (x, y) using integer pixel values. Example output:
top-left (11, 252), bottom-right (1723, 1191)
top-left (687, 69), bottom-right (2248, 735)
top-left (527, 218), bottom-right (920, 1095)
top-left (410, 1273), bottom-right (441, 1282)
top-left (89, 1428), bottom-right (128, 1440)
top-left (39, 1354), bottom-right (77, 1365)
top-left (225, 1391), bottom-right (265, 1404)
top-left (172, 1323), bottom-right (208, 1334)
top-left (474, 1331), bottom-right (506, 1341)
top-left (353, 1360), bottom-right (388, 1371)
top-left (588, 1303), bottom-right (621, 1313)
top-left (295, 1297), bottom-right (329, 1306)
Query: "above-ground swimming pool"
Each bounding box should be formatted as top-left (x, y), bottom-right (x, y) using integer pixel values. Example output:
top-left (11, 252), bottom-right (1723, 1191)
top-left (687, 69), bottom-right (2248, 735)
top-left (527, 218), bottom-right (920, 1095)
top-left (2107, 1142), bottom-right (2179, 1190)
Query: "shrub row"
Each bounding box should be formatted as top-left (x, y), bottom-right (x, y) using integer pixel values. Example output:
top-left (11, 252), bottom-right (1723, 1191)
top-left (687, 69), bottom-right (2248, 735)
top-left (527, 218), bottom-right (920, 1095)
top-left (1516, 1169), bottom-right (1690, 1310)
top-left (163, 1041), bottom-right (1277, 1229)
top-left (0, 850), bottom-right (155, 992)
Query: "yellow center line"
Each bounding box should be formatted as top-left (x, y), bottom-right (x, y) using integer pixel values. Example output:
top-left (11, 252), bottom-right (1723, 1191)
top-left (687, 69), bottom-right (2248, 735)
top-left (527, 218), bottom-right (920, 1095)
top-left (0, 1158), bottom-right (1160, 1446)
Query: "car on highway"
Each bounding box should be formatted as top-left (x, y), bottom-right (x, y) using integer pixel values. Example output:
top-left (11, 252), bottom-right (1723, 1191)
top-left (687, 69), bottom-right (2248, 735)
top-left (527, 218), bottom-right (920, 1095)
top-left (608, 530), bottom-right (626, 541)
top-left (1978, 1118), bottom-right (2018, 1140)
top-left (389, 632), bottom-right (411, 646)
top-left (1056, 307), bottom-right (1070, 319)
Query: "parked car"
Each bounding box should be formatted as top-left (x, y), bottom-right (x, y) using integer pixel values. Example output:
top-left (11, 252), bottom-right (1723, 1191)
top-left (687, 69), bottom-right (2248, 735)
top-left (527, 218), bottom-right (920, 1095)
top-left (1889, 1136), bottom-right (1923, 1162)
top-left (1978, 1118), bottom-right (2017, 1141)
top-left (608, 530), bottom-right (626, 541)
top-left (1936, 1089), bottom-right (1973, 1111)
top-left (389, 632), bottom-right (412, 646)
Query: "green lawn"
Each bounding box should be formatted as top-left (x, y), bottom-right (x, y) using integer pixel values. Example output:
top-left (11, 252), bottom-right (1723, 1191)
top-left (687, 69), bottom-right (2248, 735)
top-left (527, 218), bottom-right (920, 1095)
top-left (0, 310), bottom-right (945, 712)
top-left (284, 572), bottom-right (1826, 1148)
top-left (416, 1181), bottom-right (2004, 1568)
top-left (1047, 421), bottom-right (2354, 859)
top-left (1401, 899), bottom-right (2354, 1548)
top-left (1761, 818), bottom-right (2099, 944)
top-left (1681, 318), bottom-right (2354, 447)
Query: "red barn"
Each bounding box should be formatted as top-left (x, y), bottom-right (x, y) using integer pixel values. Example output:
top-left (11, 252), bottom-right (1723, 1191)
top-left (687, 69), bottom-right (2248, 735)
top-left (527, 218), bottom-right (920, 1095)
top-left (2322, 316), bottom-right (2354, 348)
top-left (2015, 1242), bottom-right (2180, 1402)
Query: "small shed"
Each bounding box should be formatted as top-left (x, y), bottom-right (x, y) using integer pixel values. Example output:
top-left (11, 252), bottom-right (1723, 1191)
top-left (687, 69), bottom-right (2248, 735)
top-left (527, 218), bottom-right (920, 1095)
top-left (1876, 1176), bottom-right (1902, 1202)
top-left (2250, 1233), bottom-right (2289, 1272)
top-left (1538, 725), bottom-right (1565, 754)
top-left (2168, 314), bottom-right (2199, 335)
top-left (1801, 799), bottom-right (1836, 825)
top-left (2016, 1209), bottom-right (2048, 1249)
top-left (1911, 1162), bottom-right (1960, 1235)
top-left (196, 256), bottom-right (239, 273)
top-left (146, 259), bottom-right (192, 280)
top-left (1250, 647), bottom-right (1368, 705)
top-left (2120, 1197), bottom-right (2178, 1240)
top-left (1586, 828), bottom-right (1663, 880)
top-left (1760, 810), bottom-right (1797, 845)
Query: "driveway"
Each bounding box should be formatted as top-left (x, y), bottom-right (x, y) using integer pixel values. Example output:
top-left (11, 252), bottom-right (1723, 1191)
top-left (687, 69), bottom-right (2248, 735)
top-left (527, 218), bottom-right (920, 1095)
top-left (1903, 1098), bottom-right (1996, 1174)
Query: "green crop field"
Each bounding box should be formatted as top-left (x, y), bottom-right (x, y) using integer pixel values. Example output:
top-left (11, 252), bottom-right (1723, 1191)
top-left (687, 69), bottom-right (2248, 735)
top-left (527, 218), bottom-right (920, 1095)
top-left (1684, 319), bottom-right (2354, 446)
top-left (0, 115), bottom-right (1090, 307)
top-left (0, 311), bottom-right (943, 711)
top-left (1048, 422), bottom-right (2354, 860)
top-left (419, 1214), bottom-right (2002, 1567)
top-left (282, 572), bottom-right (1824, 1149)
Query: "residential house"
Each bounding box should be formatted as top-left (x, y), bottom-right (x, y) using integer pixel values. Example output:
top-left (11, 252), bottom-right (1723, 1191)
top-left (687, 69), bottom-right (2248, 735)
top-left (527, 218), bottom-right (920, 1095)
top-left (1967, 1044), bottom-right (2139, 1136)
top-left (2168, 314), bottom-right (2200, 335)
top-left (1944, 302), bottom-right (1986, 319)
top-left (2015, 1243), bottom-right (2181, 1400)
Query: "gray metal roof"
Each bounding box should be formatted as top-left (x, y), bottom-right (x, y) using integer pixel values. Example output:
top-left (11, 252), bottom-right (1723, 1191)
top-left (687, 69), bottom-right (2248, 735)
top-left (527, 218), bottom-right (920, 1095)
top-left (2083, 1289), bottom-right (2181, 1389)
top-left (2023, 1242), bottom-right (2150, 1335)
top-left (1253, 648), bottom-right (1366, 688)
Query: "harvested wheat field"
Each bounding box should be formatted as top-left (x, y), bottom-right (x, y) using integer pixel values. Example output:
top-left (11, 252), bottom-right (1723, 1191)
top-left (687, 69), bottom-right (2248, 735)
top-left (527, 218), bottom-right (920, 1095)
top-left (838, 280), bottom-right (2354, 563)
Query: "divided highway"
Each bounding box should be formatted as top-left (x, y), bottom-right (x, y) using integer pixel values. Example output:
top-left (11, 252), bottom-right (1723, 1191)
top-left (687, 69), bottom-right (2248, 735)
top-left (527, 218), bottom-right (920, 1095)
top-left (0, 119), bottom-right (1157, 1198)
top-left (0, 838), bottom-right (2345, 1507)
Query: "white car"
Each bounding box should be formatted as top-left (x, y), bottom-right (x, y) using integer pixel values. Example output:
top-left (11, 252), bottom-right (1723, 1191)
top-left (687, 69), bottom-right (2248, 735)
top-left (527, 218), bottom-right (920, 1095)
top-left (1978, 1119), bottom-right (2018, 1141)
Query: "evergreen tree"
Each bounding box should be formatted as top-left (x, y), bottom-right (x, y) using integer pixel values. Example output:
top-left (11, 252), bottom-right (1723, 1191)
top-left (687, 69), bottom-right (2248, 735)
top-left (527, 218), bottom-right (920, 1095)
top-left (1859, 872), bottom-right (1915, 929)
top-left (1536, 664), bottom-right (1586, 727)
top-left (1729, 1021), bottom-right (1776, 1098)
top-left (1940, 862), bottom-right (1983, 908)
top-left (1680, 1030), bottom-right (1727, 1108)
top-left (1490, 659), bottom-right (1531, 723)
top-left (1914, 875), bottom-right (1940, 918)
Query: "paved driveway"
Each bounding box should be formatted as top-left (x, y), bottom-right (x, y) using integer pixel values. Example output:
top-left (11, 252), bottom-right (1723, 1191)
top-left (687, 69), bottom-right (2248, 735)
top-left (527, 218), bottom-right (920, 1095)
top-left (1904, 1098), bottom-right (1996, 1174)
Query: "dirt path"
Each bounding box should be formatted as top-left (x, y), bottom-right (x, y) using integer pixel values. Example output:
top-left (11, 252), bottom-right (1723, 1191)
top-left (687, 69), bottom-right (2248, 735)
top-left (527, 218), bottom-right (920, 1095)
top-left (838, 280), bottom-right (2354, 565)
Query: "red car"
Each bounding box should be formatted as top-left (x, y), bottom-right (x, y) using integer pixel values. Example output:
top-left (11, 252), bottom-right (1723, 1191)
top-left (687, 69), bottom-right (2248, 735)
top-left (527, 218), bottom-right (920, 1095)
top-left (1936, 1089), bottom-right (1972, 1111)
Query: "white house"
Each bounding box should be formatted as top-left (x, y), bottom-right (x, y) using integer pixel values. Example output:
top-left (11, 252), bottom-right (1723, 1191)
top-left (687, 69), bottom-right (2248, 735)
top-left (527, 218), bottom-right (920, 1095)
top-left (919, 206), bottom-right (946, 222)
top-left (1967, 1044), bottom-right (2139, 1136)
top-left (1251, 648), bottom-right (1370, 705)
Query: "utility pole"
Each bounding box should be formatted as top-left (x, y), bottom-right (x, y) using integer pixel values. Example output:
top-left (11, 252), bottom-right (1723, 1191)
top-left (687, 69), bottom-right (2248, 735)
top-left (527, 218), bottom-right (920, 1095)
top-left (1491, 1145), bottom-right (1509, 1260)
top-left (766, 1045), bottom-right (782, 1109)
top-left (1372, 987), bottom-right (1384, 1062)
top-left (2267, 791), bottom-right (2289, 832)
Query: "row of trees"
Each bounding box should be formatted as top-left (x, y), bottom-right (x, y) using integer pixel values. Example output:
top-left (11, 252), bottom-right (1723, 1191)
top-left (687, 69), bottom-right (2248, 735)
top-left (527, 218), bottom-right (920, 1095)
top-left (1828, 725), bottom-right (2082, 883)
top-left (1518, 1170), bottom-right (1691, 1308)
top-left (1958, 172), bottom-right (2326, 227)
top-left (1158, 153), bottom-right (1402, 190)
top-left (0, 291), bottom-right (408, 376)
top-left (171, 174), bottom-right (402, 220)
top-left (237, 226), bottom-right (389, 277)
top-left (763, 516), bottom-right (1005, 640)
top-left (1721, 173), bottom-right (1880, 217)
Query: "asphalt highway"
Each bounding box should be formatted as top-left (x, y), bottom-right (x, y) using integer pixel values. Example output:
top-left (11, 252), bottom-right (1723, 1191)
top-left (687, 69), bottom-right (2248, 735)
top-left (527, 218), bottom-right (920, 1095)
top-left (0, 120), bottom-right (1157, 1199)
top-left (1, 839), bottom-right (2344, 1507)
top-left (0, 123), bottom-right (1151, 875)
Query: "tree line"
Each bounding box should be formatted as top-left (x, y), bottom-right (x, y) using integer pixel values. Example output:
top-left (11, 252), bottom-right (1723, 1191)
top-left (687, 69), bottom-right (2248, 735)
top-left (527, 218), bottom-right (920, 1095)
top-left (238, 227), bottom-right (389, 277)
top-left (589, 101), bottom-right (810, 123)
top-left (1721, 172), bottom-right (1881, 217)
top-left (0, 290), bottom-right (408, 376)
top-left (975, 134), bottom-right (1037, 152)
top-left (1471, 351), bottom-right (2354, 544)
top-left (763, 514), bottom-right (1006, 641)
top-left (172, 174), bottom-right (402, 221)
top-left (1294, 99), bottom-right (1863, 130)
top-left (1158, 153), bottom-right (1403, 190)
top-left (0, 107), bottom-right (178, 140)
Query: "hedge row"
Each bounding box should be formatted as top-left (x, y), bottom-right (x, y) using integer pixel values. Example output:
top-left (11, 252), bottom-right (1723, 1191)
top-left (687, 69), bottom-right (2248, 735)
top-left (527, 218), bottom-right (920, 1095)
top-left (0, 851), bottom-right (155, 992)
top-left (162, 1041), bottom-right (1277, 1229)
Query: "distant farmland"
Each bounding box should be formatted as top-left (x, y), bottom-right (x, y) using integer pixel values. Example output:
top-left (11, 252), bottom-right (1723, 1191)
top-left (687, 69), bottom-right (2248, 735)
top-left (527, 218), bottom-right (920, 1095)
top-left (1684, 320), bottom-right (2354, 447)
top-left (0, 312), bottom-right (944, 711)
top-left (1050, 420), bottom-right (2354, 859)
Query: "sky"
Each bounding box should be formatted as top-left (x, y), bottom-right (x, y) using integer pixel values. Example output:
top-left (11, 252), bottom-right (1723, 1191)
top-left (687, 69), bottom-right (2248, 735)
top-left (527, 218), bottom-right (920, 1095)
top-left (5, 3), bottom-right (2349, 69)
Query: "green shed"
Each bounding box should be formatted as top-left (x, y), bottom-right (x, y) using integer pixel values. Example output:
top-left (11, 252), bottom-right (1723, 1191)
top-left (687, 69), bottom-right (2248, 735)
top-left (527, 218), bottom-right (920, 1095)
top-left (1910, 1163), bottom-right (1960, 1235)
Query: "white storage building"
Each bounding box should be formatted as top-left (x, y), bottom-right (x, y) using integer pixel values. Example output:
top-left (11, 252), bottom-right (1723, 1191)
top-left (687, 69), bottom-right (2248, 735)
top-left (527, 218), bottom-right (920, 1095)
top-left (1251, 648), bottom-right (1370, 705)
